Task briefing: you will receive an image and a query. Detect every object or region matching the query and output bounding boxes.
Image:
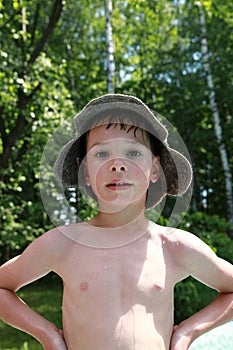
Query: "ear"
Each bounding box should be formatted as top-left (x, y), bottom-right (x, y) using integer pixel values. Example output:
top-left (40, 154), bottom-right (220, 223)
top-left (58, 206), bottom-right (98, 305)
top-left (150, 156), bottom-right (160, 183)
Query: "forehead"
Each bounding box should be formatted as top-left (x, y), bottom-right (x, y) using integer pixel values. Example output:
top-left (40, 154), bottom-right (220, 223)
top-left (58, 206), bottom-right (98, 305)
top-left (86, 123), bottom-right (150, 149)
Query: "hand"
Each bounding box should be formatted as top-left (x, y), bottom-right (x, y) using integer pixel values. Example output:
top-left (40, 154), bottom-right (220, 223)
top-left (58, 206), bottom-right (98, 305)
top-left (169, 325), bottom-right (193, 350)
top-left (41, 329), bottom-right (68, 350)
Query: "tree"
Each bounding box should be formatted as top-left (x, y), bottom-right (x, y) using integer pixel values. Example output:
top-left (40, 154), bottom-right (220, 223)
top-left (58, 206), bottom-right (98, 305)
top-left (0, 0), bottom-right (74, 261)
top-left (105, 0), bottom-right (115, 93)
top-left (1, 0), bottom-right (232, 262)
top-left (112, 0), bottom-right (233, 225)
top-left (195, 1), bottom-right (233, 228)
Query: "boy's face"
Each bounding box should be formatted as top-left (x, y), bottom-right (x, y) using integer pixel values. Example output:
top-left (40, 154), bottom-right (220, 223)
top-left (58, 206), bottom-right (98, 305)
top-left (83, 123), bottom-right (160, 212)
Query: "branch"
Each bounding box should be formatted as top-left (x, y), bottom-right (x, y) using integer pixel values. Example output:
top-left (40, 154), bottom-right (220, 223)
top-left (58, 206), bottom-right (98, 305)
top-left (1, 113), bottom-right (26, 169)
top-left (2, 88), bottom-right (25, 167)
top-left (15, 137), bottom-right (30, 164)
top-left (0, 106), bottom-right (6, 148)
top-left (1, 79), bottom-right (43, 167)
top-left (30, 1), bottom-right (41, 48)
top-left (27, 82), bottom-right (42, 102)
top-left (28, 0), bottom-right (63, 64)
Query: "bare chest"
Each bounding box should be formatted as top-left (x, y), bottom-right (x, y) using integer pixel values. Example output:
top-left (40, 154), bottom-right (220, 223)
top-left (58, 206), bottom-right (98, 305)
top-left (58, 237), bottom-right (174, 306)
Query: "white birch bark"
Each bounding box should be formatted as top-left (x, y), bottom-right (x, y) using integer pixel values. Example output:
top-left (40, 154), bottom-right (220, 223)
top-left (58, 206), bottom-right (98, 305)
top-left (105, 0), bottom-right (115, 93)
top-left (176, 0), bottom-right (182, 88)
top-left (196, 2), bottom-right (233, 226)
top-left (20, 0), bottom-right (27, 41)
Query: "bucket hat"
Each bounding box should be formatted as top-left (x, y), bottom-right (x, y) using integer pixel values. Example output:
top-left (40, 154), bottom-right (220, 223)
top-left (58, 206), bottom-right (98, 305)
top-left (54, 94), bottom-right (192, 209)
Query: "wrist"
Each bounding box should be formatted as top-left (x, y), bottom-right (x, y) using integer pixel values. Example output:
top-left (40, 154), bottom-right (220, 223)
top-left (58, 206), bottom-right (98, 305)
top-left (175, 320), bottom-right (199, 343)
top-left (37, 323), bottom-right (62, 347)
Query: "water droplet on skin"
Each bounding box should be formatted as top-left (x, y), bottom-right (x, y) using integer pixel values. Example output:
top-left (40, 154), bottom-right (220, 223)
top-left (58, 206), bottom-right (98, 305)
top-left (162, 240), bottom-right (165, 245)
top-left (104, 265), bottom-right (108, 270)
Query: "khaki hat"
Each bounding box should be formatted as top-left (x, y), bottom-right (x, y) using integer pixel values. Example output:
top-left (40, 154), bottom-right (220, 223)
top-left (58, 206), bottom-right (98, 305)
top-left (54, 94), bottom-right (192, 209)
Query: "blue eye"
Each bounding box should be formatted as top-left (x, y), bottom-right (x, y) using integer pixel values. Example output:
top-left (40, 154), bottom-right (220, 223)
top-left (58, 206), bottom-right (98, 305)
top-left (127, 150), bottom-right (142, 157)
top-left (94, 151), bottom-right (109, 158)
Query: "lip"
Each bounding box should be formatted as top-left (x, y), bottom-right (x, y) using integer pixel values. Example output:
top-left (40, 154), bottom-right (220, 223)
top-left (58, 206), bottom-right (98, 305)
top-left (106, 180), bottom-right (133, 191)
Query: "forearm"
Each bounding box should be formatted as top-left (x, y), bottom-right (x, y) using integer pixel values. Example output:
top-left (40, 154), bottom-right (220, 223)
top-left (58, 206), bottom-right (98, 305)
top-left (171, 292), bottom-right (233, 350)
top-left (179, 292), bottom-right (233, 340)
top-left (0, 288), bottom-right (66, 349)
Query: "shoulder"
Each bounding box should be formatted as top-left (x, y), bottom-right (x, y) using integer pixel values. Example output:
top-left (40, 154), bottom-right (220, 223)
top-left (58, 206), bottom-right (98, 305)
top-left (150, 223), bottom-right (200, 248)
top-left (152, 225), bottom-right (233, 292)
top-left (163, 226), bottom-right (216, 258)
top-left (23, 222), bottom-right (87, 263)
top-left (37, 222), bottom-right (88, 250)
top-left (0, 223), bottom-right (89, 291)
top-left (151, 224), bottom-right (217, 270)
top-left (20, 223), bottom-right (88, 268)
top-left (154, 225), bottom-right (213, 252)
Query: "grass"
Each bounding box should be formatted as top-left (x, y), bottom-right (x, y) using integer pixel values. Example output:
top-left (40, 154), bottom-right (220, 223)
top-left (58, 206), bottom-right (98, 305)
top-left (0, 273), bottom-right (63, 350)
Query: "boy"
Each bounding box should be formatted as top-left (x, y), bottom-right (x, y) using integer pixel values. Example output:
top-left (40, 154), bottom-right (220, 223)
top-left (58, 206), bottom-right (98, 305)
top-left (0, 94), bottom-right (232, 350)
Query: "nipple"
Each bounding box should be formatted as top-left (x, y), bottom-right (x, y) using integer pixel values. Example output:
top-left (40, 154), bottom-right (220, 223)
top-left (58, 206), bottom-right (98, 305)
top-left (80, 281), bottom-right (89, 291)
top-left (153, 282), bottom-right (164, 292)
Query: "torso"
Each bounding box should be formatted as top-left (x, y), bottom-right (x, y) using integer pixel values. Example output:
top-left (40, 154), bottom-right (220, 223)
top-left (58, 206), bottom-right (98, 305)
top-left (51, 223), bottom-right (188, 350)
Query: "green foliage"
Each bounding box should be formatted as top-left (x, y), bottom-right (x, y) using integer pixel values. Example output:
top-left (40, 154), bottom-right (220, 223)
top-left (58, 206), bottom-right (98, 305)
top-left (76, 192), bottom-right (99, 222)
top-left (174, 275), bottom-right (217, 325)
top-left (0, 2), bottom-right (233, 346)
top-left (179, 211), bottom-right (233, 262)
top-left (0, 1), bottom-right (74, 261)
top-left (174, 211), bottom-right (233, 323)
top-left (113, 0), bottom-right (233, 218)
top-left (0, 274), bottom-right (62, 349)
top-left (0, 0), bottom-right (233, 260)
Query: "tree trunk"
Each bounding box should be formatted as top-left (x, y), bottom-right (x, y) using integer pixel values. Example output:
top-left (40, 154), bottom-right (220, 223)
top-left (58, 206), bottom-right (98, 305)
top-left (196, 2), bottom-right (233, 228)
top-left (105, 0), bottom-right (114, 93)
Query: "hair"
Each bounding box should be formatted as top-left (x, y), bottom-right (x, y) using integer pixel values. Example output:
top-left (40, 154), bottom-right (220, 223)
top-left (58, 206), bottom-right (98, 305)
top-left (60, 108), bottom-right (181, 208)
top-left (72, 109), bottom-right (167, 208)
top-left (77, 108), bottom-right (164, 164)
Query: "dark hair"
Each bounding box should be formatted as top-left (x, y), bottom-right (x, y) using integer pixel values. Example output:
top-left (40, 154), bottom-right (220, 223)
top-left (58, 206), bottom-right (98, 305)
top-left (64, 108), bottom-right (177, 209)
top-left (77, 108), bottom-right (163, 163)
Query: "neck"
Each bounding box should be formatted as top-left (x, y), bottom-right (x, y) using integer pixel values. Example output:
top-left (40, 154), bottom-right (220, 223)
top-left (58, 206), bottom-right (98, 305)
top-left (85, 202), bottom-right (152, 248)
top-left (91, 202), bottom-right (148, 229)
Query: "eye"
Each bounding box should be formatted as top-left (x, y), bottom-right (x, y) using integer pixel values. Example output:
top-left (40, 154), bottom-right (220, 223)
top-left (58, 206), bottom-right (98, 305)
top-left (94, 150), bottom-right (109, 158)
top-left (127, 150), bottom-right (142, 157)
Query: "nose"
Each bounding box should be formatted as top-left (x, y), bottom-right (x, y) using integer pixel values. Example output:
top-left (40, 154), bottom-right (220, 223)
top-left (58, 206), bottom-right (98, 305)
top-left (109, 159), bottom-right (127, 173)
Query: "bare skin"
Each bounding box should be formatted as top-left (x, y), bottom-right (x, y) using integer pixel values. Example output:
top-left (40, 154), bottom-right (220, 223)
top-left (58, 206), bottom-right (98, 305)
top-left (60, 221), bottom-right (176, 350)
top-left (0, 219), bottom-right (233, 350)
top-left (0, 125), bottom-right (232, 349)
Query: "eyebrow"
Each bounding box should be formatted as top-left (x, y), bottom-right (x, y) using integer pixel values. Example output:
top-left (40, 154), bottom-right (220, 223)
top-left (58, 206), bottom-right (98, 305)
top-left (89, 139), bottom-right (144, 148)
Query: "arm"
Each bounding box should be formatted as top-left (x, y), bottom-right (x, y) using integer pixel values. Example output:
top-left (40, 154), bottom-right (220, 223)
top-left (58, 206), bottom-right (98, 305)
top-left (0, 229), bottom-right (67, 350)
top-left (170, 230), bottom-right (233, 350)
top-left (170, 292), bottom-right (233, 350)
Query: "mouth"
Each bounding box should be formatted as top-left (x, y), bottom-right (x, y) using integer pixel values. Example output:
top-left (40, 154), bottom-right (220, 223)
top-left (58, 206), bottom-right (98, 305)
top-left (106, 181), bottom-right (133, 190)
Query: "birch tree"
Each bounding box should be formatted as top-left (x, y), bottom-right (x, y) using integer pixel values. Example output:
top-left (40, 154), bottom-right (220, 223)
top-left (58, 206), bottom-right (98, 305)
top-left (105, 0), bottom-right (115, 93)
top-left (196, 2), bottom-right (233, 227)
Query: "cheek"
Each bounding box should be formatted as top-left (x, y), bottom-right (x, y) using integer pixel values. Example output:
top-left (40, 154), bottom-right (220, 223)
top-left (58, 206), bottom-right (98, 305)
top-left (133, 160), bottom-right (153, 179)
top-left (87, 161), bottom-right (106, 186)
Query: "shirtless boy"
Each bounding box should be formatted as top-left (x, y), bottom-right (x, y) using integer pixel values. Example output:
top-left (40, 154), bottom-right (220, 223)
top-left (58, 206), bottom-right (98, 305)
top-left (0, 94), bottom-right (232, 350)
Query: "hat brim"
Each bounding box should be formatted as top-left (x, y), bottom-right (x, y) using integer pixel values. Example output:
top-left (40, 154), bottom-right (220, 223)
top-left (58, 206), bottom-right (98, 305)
top-left (54, 94), bottom-right (193, 209)
top-left (54, 135), bottom-right (192, 210)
